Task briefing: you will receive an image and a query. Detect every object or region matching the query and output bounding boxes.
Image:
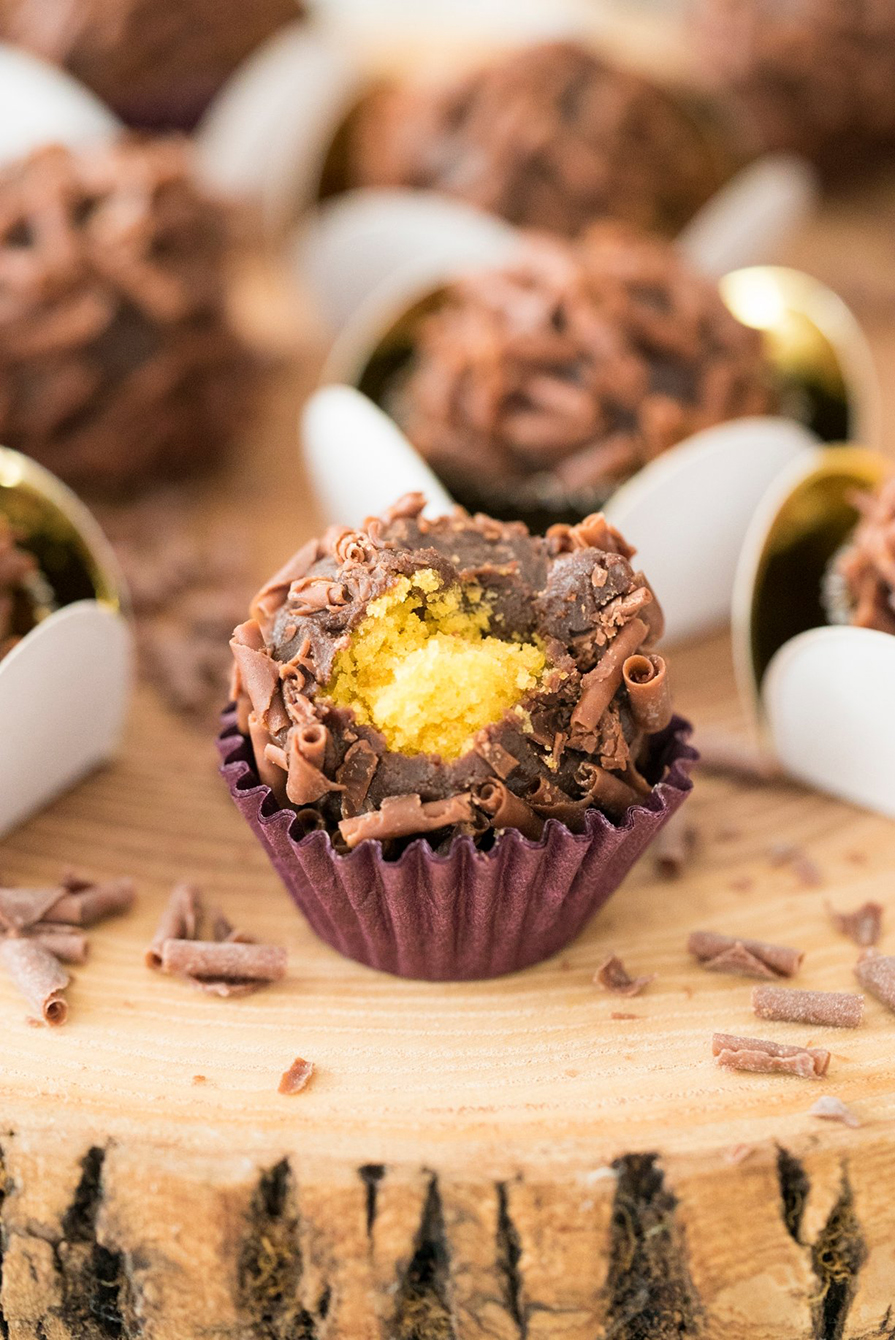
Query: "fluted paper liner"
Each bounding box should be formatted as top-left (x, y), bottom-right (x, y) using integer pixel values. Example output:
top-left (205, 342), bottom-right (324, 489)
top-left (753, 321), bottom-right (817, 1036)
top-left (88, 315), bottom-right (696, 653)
top-left (219, 708), bottom-right (695, 981)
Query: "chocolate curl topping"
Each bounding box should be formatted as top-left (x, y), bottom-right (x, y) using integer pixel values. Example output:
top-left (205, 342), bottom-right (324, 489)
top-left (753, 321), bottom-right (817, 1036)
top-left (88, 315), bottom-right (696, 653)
top-left (230, 621), bottom-right (284, 728)
top-left (712, 1033), bottom-right (830, 1080)
top-left (146, 882), bottom-right (202, 969)
top-left (28, 925), bottom-right (90, 965)
top-left (160, 939), bottom-right (287, 984)
top-left (623, 654), bottom-right (673, 735)
top-left (285, 731), bottom-right (342, 807)
top-left (752, 985), bottom-right (864, 1030)
top-left (855, 953), bottom-right (895, 1013)
top-left (0, 938), bottom-right (69, 1025)
top-left (473, 779), bottom-right (545, 841)
top-left (295, 721), bottom-right (329, 771)
top-left (339, 793), bottom-right (476, 849)
top-left (336, 739), bottom-right (380, 819)
top-left (0, 886), bottom-right (73, 932)
top-left (250, 538), bottom-right (319, 634)
top-left (688, 930), bottom-right (803, 979)
top-left (42, 878), bottom-right (135, 927)
top-left (247, 712), bottom-right (289, 806)
top-left (571, 617), bottom-right (648, 740)
top-left (575, 761), bottom-right (640, 821)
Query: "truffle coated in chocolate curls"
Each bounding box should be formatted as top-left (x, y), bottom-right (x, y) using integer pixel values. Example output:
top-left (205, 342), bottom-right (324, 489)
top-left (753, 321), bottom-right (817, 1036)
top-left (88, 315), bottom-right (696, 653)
top-left (0, 141), bottom-right (252, 491)
top-left (347, 41), bottom-right (726, 237)
top-left (830, 481), bottom-right (895, 636)
top-left (751, 985), bottom-right (864, 1029)
top-left (712, 1033), bottom-right (830, 1080)
top-left (391, 226), bottom-right (778, 513)
top-left (809, 1096), bottom-right (861, 1128)
top-left (230, 496), bottom-right (675, 853)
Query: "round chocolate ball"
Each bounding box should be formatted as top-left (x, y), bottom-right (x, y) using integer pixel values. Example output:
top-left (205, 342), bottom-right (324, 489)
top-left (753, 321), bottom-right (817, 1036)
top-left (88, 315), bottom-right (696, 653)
top-left (692, 0), bottom-right (895, 165)
top-left (0, 0), bottom-right (300, 129)
top-left (346, 40), bottom-right (728, 237)
top-left (0, 138), bottom-right (253, 492)
top-left (387, 224), bottom-right (778, 518)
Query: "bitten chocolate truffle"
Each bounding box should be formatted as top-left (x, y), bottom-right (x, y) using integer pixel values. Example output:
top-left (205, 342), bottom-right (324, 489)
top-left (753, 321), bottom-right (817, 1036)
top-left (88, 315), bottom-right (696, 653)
top-left (0, 140), bottom-right (252, 492)
top-left (346, 41), bottom-right (726, 237)
top-left (230, 494), bottom-right (672, 855)
top-left (0, 0), bottom-right (300, 129)
top-left (828, 480), bottom-right (895, 636)
top-left (388, 224), bottom-right (778, 516)
top-left (693, 0), bottom-right (895, 165)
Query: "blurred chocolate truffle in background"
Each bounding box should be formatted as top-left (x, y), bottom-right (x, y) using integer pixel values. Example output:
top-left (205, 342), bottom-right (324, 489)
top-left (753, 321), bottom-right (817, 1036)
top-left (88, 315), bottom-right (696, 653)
top-left (345, 41), bottom-right (729, 237)
top-left (692, 0), bottom-right (895, 168)
top-left (0, 138), bottom-right (253, 493)
top-left (827, 480), bottom-right (895, 636)
top-left (387, 224), bottom-right (779, 521)
top-left (0, 0), bottom-right (301, 129)
top-left (0, 516), bottom-right (46, 660)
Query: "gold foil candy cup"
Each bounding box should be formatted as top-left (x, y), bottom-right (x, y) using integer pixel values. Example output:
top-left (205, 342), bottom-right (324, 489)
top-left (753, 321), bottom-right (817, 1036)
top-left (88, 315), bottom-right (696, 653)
top-left (732, 445), bottom-right (895, 817)
top-left (0, 448), bottom-right (132, 837)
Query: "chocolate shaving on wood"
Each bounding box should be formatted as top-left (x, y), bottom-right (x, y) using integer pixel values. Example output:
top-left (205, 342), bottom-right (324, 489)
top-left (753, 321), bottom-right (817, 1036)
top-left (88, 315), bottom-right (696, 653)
top-left (594, 953), bottom-right (655, 997)
top-left (160, 939), bottom-right (287, 984)
top-left (712, 1032), bottom-right (830, 1080)
top-left (689, 930), bottom-right (804, 979)
top-left (41, 878), bottom-right (135, 927)
top-left (28, 925), bottom-right (90, 965)
top-left (752, 985), bottom-right (864, 1029)
top-left (653, 810), bottom-right (696, 880)
top-left (808, 1096), bottom-right (861, 1129)
top-left (278, 1058), bottom-right (315, 1095)
top-left (854, 953), bottom-right (895, 1013)
top-left (146, 882), bottom-right (202, 969)
top-left (0, 938), bottom-right (69, 1025)
top-left (694, 733), bottom-right (785, 784)
top-left (828, 900), bottom-right (883, 948)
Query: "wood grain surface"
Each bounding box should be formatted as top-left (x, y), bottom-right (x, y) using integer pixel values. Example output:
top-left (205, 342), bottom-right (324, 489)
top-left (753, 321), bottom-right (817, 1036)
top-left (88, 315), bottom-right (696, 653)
top-left (0, 194), bottom-right (894, 1339)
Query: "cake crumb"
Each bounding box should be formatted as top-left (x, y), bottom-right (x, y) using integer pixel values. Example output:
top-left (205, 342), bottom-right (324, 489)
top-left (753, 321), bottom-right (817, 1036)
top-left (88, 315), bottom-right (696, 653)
top-left (279, 1058), bottom-right (315, 1095)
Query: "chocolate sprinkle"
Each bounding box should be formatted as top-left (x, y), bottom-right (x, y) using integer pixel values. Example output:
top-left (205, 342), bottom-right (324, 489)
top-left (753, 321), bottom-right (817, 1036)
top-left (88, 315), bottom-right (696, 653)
top-left (751, 985), bottom-right (864, 1029)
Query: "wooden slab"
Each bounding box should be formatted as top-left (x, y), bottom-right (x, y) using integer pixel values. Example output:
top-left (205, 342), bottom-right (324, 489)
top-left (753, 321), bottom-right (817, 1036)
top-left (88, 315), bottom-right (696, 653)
top-left (1, 206), bottom-right (894, 1338)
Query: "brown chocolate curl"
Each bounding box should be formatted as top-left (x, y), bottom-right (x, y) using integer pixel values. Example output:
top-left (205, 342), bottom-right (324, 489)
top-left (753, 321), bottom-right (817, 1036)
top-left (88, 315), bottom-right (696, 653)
top-left (752, 985), bottom-right (864, 1029)
top-left (712, 1032), bottom-right (830, 1080)
top-left (279, 1058), bottom-right (315, 1095)
top-left (594, 953), bottom-right (655, 997)
top-left (571, 618), bottom-right (648, 740)
top-left (473, 780), bottom-right (544, 841)
top-left (160, 939), bottom-right (287, 984)
top-left (41, 878), bottom-right (135, 927)
top-left (574, 762), bottom-right (641, 822)
top-left (146, 882), bottom-right (202, 969)
top-left (623, 654), bottom-right (673, 734)
top-left (828, 900), bottom-right (884, 949)
top-left (0, 937), bottom-right (69, 1025)
top-left (28, 925), bottom-right (90, 965)
top-left (339, 794), bottom-right (476, 849)
top-left (654, 811), bottom-right (697, 879)
top-left (854, 954), bottom-right (895, 1013)
top-left (689, 930), bottom-right (803, 979)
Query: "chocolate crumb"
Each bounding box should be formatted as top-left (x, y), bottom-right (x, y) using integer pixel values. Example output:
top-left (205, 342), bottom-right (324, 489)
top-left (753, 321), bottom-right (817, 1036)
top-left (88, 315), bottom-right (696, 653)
top-left (192, 1075), bottom-right (207, 1086)
top-left (610, 1011), bottom-right (641, 1020)
top-left (828, 900), bottom-right (883, 948)
top-left (808, 1096), bottom-right (861, 1129)
top-left (279, 1058), bottom-right (315, 1095)
top-left (594, 953), bottom-right (655, 997)
top-left (752, 985), bottom-right (864, 1029)
top-left (712, 1032), bottom-right (830, 1080)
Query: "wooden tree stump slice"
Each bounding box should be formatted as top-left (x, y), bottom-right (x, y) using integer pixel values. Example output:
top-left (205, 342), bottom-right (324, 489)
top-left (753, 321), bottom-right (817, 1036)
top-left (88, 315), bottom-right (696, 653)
top-left (1, 203), bottom-right (895, 1340)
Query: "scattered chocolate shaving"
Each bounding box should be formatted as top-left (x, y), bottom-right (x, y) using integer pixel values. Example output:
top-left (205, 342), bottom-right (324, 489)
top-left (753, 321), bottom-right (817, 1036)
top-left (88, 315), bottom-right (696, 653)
top-left (41, 878), bottom-right (136, 927)
top-left (702, 942), bottom-right (779, 980)
top-left (854, 953), bottom-right (895, 1013)
top-left (278, 1058), bottom-right (315, 1095)
top-left (689, 930), bottom-right (803, 979)
top-left (192, 1075), bottom-right (207, 1086)
top-left (28, 925), bottom-right (89, 965)
top-left (653, 810), bottom-right (697, 879)
top-left (0, 938), bottom-right (69, 1025)
top-left (752, 985), bottom-right (864, 1029)
top-left (695, 733), bottom-right (785, 784)
top-left (767, 843), bottom-right (823, 886)
top-left (0, 885), bottom-right (72, 932)
top-left (594, 953), bottom-right (655, 997)
top-left (808, 1096), bottom-right (861, 1129)
top-left (729, 876), bottom-right (754, 893)
top-left (610, 1011), bottom-right (641, 1020)
top-left (712, 1032), bottom-right (830, 1079)
top-left (160, 939), bottom-right (287, 984)
top-left (828, 900), bottom-right (883, 948)
top-left (146, 882), bottom-right (202, 969)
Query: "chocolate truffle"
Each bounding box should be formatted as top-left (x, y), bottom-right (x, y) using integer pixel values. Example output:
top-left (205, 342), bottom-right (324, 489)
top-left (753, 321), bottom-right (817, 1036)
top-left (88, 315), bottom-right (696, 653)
top-left (346, 41), bottom-right (726, 237)
top-left (387, 224), bottom-right (778, 517)
top-left (0, 0), bottom-right (300, 129)
top-left (0, 516), bottom-right (46, 660)
top-left (693, 0), bottom-right (895, 165)
top-left (230, 493), bottom-right (673, 856)
top-left (827, 479), bottom-right (895, 636)
top-left (0, 139), bottom-right (252, 492)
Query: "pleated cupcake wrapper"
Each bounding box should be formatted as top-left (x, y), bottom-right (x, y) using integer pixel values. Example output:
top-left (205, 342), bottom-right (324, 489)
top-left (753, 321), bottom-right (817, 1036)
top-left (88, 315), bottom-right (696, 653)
top-left (218, 708), bottom-right (696, 981)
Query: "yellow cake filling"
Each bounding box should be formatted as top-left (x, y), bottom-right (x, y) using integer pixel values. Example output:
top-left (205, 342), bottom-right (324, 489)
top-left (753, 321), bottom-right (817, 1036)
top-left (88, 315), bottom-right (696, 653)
top-left (326, 568), bottom-right (546, 760)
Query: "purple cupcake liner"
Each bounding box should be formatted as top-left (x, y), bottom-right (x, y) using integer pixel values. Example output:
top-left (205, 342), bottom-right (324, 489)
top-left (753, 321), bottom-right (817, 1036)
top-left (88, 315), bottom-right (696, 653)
top-left (218, 709), bottom-right (697, 981)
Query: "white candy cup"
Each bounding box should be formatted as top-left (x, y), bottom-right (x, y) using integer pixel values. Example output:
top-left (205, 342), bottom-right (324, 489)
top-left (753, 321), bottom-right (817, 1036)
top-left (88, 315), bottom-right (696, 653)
top-left (0, 602), bottom-right (131, 837)
top-left (297, 189), bottom-right (518, 338)
top-left (302, 385), bottom-right (453, 527)
top-left (605, 417), bottom-right (818, 645)
top-left (195, 23), bottom-right (363, 232)
top-left (764, 627), bottom-right (895, 818)
top-left (0, 44), bottom-right (120, 168)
